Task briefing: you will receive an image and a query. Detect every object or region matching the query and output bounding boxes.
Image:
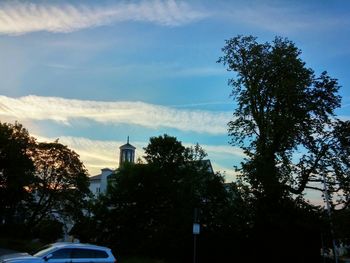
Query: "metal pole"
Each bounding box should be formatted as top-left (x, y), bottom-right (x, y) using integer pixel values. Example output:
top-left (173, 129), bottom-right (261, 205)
top-left (193, 234), bottom-right (197, 263)
top-left (193, 208), bottom-right (199, 263)
top-left (323, 173), bottom-right (339, 263)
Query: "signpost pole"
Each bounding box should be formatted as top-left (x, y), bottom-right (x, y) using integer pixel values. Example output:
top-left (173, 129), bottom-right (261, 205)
top-left (323, 173), bottom-right (339, 263)
top-left (193, 208), bottom-right (200, 263)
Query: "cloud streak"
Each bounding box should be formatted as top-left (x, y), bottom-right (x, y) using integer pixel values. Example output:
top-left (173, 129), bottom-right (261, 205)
top-left (223, 4), bottom-right (349, 34)
top-left (0, 0), bottom-right (208, 35)
top-left (0, 95), bottom-right (230, 134)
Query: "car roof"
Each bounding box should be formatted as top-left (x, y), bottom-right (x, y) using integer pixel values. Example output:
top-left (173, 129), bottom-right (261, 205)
top-left (49, 242), bottom-right (110, 251)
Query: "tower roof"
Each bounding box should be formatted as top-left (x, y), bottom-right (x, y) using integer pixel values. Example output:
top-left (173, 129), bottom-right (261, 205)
top-left (119, 136), bottom-right (136, 149)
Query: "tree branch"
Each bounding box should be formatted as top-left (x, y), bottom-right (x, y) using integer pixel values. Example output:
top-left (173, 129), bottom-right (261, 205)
top-left (287, 146), bottom-right (328, 194)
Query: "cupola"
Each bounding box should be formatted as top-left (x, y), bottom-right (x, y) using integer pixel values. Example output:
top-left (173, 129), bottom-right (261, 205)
top-left (119, 136), bottom-right (136, 167)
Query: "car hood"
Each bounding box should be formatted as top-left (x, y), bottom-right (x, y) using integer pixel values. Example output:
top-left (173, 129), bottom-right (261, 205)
top-left (0, 253), bottom-right (44, 263)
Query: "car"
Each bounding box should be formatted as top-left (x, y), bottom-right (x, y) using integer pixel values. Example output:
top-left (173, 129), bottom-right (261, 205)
top-left (0, 242), bottom-right (116, 263)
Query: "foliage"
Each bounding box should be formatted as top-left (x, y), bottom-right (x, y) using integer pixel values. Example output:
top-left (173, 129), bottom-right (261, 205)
top-left (0, 237), bottom-right (43, 253)
top-left (0, 121), bottom-right (90, 240)
top-left (332, 208), bottom-right (350, 244)
top-left (27, 141), bottom-right (90, 227)
top-left (143, 134), bottom-right (207, 168)
top-left (69, 199), bottom-right (100, 243)
top-left (143, 134), bottom-right (188, 167)
top-left (217, 35), bottom-right (350, 262)
top-left (0, 122), bottom-right (36, 224)
top-left (77, 134), bottom-right (250, 262)
top-left (33, 218), bottom-right (64, 243)
top-left (218, 35), bottom-right (349, 208)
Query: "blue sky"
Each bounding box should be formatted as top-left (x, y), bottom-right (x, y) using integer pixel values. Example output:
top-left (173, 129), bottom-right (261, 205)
top-left (0, 0), bottom-right (350, 203)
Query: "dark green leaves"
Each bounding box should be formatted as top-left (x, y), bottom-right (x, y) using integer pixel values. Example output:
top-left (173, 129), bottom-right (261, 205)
top-left (219, 35), bottom-right (344, 206)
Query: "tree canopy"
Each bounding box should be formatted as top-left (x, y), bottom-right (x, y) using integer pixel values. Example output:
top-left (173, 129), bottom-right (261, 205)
top-left (0, 121), bottom-right (90, 239)
top-left (73, 134), bottom-right (246, 262)
top-left (217, 35), bottom-right (350, 262)
top-left (0, 122), bottom-right (35, 224)
top-left (218, 35), bottom-right (349, 208)
top-left (28, 141), bottom-right (90, 227)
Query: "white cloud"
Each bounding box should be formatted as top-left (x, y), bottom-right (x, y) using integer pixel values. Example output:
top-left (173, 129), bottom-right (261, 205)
top-left (0, 0), bottom-right (208, 35)
top-left (210, 161), bottom-right (240, 183)
top-left (0, 95), bottom-right (230, 134)
top-left (204, 144), bottom-right (245, 158)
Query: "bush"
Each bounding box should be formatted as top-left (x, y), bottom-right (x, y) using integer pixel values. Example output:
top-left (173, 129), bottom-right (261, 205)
top-left (33, 219), bottom-right (63, 243)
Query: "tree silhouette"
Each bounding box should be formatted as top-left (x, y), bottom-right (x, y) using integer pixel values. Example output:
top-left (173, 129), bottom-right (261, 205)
top-left (0, 122), bottom-right (35, 225)
top-left (218, 35), bottom-right (349, 207)
top-left (218, 35), bottom-right (350, 262)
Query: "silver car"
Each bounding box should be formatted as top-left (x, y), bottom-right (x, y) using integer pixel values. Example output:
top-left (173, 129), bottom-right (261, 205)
top-left (0, 243), bottom-right (116, 263)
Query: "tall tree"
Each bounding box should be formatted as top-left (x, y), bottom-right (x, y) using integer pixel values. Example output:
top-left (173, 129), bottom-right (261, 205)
top-left (218, 35), bottom-right (348, 206)
top-left (218, 35), bottom-right (350, 262)
top-left (0, 122), bottom-right (35, 224)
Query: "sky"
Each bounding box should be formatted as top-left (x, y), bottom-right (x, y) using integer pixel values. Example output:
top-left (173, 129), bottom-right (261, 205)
top-left (0, 0), bottom-right (350, 204)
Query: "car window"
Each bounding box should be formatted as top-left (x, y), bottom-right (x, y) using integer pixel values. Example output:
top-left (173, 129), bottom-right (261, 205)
top-left (71, 249), bottom-right (108, 259)
top-left (33, 246), bottom-right (56, 257)
top-left (51, 249), bottom-right (72, 259)
top-left (31, 245), bottom-right (53, 256)
top-left (93, 250), bottom-right (109, 258)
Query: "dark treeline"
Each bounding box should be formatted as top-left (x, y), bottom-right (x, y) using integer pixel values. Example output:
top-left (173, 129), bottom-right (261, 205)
top-left (70, 134), bottom-right (337, 263)
top-left (0, 121), bottom-right (90, 244)
top-left (71, 134), bottom-right (253, 262)
top-left (1, 35), bottom-right (350, 263)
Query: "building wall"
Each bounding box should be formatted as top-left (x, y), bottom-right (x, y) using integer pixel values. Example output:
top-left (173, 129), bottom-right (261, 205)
top-left (89, 180), bottom-right (101, 195)
top-left (89, 168), bottom-right (114, 196)
top-left (100, 168), bottom-right (113, 192)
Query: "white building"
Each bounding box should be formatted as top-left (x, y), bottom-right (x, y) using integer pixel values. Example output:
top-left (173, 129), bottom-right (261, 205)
top-left (89, 168), bottom-right (114, 195)
top-left (89, 137), bottom-right (136, 196)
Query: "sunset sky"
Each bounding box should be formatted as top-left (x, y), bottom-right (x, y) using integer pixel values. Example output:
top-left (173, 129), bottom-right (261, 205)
top-left (0, 0), bottom-right (349, 204)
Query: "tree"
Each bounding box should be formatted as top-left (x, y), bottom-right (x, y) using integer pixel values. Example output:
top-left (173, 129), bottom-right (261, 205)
top-left (0, 122), bottom-right (35, 225)
top-left (33, 218), bottom-right (64, 243)
top-left (144, 134), bottom-right (188, 167)
top-left (85, 135), bottom-right (244, 262)
top-left (218, 35), bottom-right (350, 262)
top-left (27, 141), bottom-right (90, 227)
top-left (0, 121), bottom-right (91, 241)
top-left (218, 35), bottom-right (348, 206)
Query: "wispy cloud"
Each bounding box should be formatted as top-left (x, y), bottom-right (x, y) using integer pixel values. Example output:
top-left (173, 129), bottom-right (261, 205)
top-left (211, 162), bottom-right (239, 182)
top-left (0, 0), bottom-right (208, 35)
top-left (223, 4), bottom-right (349, 34)
top-left (45, 63), bottom-right (78, 70)
top-left (172, 101), bottom-right (232, 108)
top-left (204, 144), bottom-right (245, 158)
top-left (0, 95), bottom-right (230, 134)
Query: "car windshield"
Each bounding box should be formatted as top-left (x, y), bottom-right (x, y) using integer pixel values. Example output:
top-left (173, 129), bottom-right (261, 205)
top-left (32, 245), bottom-right (56, 257)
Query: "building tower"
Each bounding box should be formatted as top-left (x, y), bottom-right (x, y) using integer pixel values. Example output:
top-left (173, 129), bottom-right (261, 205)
top-left (119, 136), bottom-right (136, 167)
